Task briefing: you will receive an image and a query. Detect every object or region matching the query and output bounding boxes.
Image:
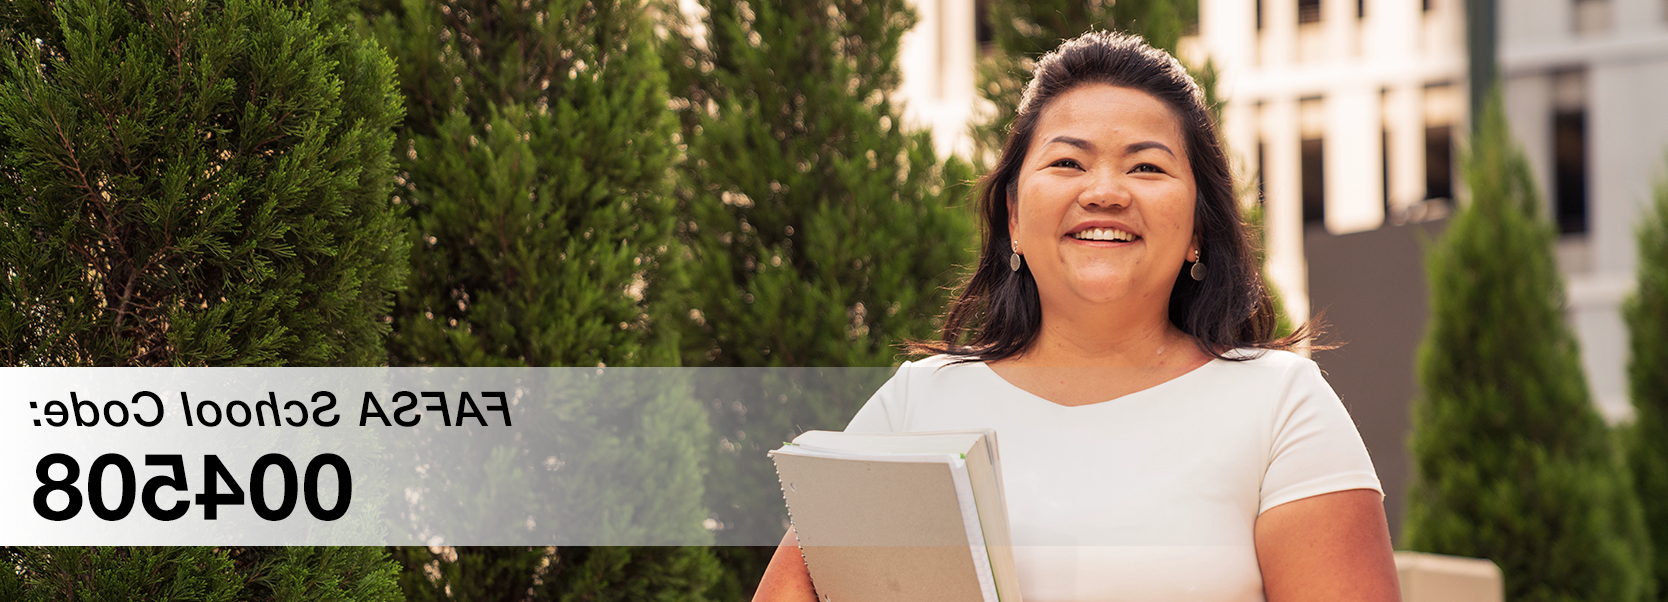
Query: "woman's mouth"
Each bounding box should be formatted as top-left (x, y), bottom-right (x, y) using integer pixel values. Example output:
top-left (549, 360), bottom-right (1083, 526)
top-left (1070, 227), bottom-right (1139, 242)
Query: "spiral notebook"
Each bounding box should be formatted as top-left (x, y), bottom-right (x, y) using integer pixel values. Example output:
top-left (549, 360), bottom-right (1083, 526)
top-left (769, 429), bottom-right (1021, 602)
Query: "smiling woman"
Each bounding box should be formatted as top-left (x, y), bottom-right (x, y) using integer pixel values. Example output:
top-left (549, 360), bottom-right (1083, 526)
top-left (754, 31), bottom-right (1399, 602)
top-left (1011, 85), bottom-right (1199, 355)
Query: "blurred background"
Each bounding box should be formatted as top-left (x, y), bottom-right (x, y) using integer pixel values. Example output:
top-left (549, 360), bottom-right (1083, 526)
top-left (6, 0), bottom-right (1668, 599)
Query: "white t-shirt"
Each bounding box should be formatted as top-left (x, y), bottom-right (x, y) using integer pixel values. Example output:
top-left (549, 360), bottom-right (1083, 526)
top-left (843, 350), bottom-right (1381, 602)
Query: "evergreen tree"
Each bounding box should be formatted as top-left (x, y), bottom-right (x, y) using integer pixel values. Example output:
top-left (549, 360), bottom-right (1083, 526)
top-left (228, 546), bottom-right (405, 601)
top-left (0, 547), bottom-right (240, 601)
top-left (973, 0), bottom-right (1209, 162)
top-left (1626, 161), bottom-right (1668, 600)
top-left (391, 545), bottom-right (720, 601)
top-left (1405, 94), bottom-right (1653, 601)
top-left (667, 0), bottom-right (973, 369)
top-left (0, 546), bottom-right (402, 601)
top-left (359, 0), bottom-right (719, 595)
top-left (662, 0), bottom-right (975, 588)
top-left (363, 0), bottom-right (680, 368)
top-left (0, 0), bottom-right (408, 366)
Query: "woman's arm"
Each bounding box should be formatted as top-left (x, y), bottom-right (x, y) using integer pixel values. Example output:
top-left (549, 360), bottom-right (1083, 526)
top-left (753, 527), bottom-right (817, 602)
top-left (1254, 488), bottom-right (1400, 602)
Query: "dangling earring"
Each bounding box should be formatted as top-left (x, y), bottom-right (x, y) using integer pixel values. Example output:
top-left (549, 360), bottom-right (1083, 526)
top-left (1190, 248), bottom-right (1206, 281)
top-left (1010, 241), bottom-right (1023, 272)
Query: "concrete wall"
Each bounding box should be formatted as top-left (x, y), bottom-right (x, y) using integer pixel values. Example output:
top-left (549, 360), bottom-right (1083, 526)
top-left (1306, 218), bottom-right (1447, 545)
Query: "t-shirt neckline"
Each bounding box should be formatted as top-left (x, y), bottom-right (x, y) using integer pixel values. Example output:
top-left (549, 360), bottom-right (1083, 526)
top-left (970, 356), bottom-right (1226, 409)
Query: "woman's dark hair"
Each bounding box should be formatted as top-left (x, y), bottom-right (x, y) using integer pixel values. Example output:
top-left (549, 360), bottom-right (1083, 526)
top-left (912, 30), bottom-right (1316, 362)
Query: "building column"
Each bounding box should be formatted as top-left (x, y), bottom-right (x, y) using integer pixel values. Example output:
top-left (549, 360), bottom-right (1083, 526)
top-left (1262, 0), bottom-right (1298, 67)
top-left (1261, 98), bottom-right (1311, 328)
top-left (1325, 85), bottom-right (1385, 233)
top-left (1384, 83), bottom-right (1425, 218)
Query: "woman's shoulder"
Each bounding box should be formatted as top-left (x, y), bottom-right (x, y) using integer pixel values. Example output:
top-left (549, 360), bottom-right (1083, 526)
top-left (898, 353), bottom-right (976, 369)
top-left (1201, 348), bottom-right (1330, 394)
top-left (848, 354), bottom-right (989, 433)
top-left (1219, 347), bottom-right (1314, 369)
top-left (888, 354), bottom-right (990, 389)
top-left (885, 353), bottom-right (1003, 396)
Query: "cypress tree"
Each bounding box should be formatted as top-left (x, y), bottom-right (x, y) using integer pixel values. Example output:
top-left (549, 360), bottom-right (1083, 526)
top-left (663, 0), bottom-right (974, 590)
top-left (228, 546), bottom-right (405, 601)
top-left (668, 0), bottom-right (973, 369)
top-left (391, 545), bottom-right (719, 601)
top-left (0, 546), bottom-right (403, 601)
top-left (0, 547), bottom-right (240, 601)
top-left (359, 0), bottom-right (719, 595)
top-left (0, 0), bottom-right (408, 366)
top-left (1626, 163), bottom-right (1668, 599)
top-left (1405, 94), bottom-right (1653, 601)
top-left (364, 0), bottom-right (680, 368)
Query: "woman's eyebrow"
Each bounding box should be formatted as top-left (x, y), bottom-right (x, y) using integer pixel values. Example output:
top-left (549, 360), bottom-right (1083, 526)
top-left (1125, 140), bottom-right (1175, 157)
top-left (1045, 135), bottom-right (1094, 150)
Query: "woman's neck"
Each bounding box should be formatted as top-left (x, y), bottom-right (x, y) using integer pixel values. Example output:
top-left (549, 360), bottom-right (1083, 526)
top-left (1001, 303), bottom-right (1207, 368)
top-left (983, 306), bottom-right (1216, 406)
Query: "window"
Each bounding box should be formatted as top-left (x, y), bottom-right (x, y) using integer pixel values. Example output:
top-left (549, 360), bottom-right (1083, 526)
top-left (1424, 125), bottom-right (1452, 202)
top-left (1300, 0), bottom-right (1322, 23)
top-left (1553, 70), bottom-right (1589, 235)
top-left (1422, 83), bottom-right (1458, 203)
top-left (1300, 97), bottom-right (1325, 225)
top-left (1302, 139), bottom-right (1325, 224)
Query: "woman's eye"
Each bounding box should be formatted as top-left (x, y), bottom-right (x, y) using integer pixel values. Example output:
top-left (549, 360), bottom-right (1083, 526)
top-left (1132, 163), bottom-right (1165, 174)
top-left (1049, 159), bottom-right (1082, 169)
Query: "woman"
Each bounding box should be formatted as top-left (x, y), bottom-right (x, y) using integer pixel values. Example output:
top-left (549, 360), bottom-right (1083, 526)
top-left (756, 31), bottom-right (1398, 601)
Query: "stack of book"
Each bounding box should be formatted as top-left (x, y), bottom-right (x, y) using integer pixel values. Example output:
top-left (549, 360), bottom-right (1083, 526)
top-left (769, 429), bottom-right (1022, 602)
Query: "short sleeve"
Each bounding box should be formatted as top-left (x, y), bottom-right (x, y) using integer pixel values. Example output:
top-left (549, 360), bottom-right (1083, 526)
top-left (1258, 359), bottom-right (1383, 514)
top-left (843, 361), bottom-right (913, 433)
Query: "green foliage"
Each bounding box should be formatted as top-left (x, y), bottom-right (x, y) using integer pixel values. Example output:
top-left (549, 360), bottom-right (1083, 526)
top-left (229, 547), bottom-right (404, 602)
top-left (972, 0), bottom-right (1212, 162)
top-left (0, 0), bottom-right (408, 366)
top-left (1405, 94), bottom-right (1653, 601)
top-left (391, 546), bottom-right (721, 602)
top-left (363, 0), bottom-right (717, 593)
top-left (363, 0), bottom-right (681, 368)
top-left (1626, 160), bottom-right (1668, 600)
top-left (662, 0), bottom-right (973, 586)
top-left (0, 547), bottom-right (239, 601)
top-left (0, 546), bottom-right (401, 601)
top-left (666, 0), bottom-right (973, 370)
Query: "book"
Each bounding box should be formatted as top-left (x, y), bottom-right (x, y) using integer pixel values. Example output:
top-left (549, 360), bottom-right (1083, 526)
top-left (769, 429), bottom-right (1021, 602)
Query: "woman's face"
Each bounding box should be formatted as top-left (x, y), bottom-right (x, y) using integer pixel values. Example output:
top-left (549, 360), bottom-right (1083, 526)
top-left (1009, 84), bottom-right (1197, 315)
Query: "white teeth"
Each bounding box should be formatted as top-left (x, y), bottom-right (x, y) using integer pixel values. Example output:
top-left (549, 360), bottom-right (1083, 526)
top-left (1072, 227), bottom-right (1136, 242)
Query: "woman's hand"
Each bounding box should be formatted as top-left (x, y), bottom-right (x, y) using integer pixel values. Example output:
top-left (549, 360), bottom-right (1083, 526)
top-left (753, 527), bottom-right (818, 602)
top-left (1255, 488), bottom-right (1401, 601)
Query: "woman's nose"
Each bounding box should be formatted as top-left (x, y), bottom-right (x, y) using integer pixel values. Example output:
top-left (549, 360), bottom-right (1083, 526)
top-left (1078, 171), bottom-right (1131, 209)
